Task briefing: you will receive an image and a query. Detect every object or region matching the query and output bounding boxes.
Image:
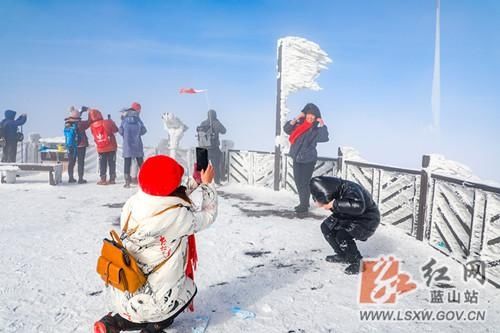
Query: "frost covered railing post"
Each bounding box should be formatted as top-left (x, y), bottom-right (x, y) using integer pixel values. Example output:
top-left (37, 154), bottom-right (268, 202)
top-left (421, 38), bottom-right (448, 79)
top-left (342, 153), bottom-right (422, 237)
top-left (227, 149), bottom-right (338, 192)
top-left (422, 168), bottom-right (500, 287)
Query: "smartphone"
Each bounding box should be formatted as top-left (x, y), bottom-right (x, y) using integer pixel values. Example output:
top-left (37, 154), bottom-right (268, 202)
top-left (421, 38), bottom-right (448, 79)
top-left (196, 147), bottom-right (209, 171)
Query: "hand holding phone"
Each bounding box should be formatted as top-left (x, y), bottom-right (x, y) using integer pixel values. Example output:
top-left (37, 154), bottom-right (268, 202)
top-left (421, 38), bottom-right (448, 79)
top-left (200, 164), bottom-right (215, 184)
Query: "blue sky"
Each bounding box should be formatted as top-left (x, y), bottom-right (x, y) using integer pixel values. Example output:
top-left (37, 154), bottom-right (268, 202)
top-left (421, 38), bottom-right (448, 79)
top-left (1, 0), bottom-right (499, 181)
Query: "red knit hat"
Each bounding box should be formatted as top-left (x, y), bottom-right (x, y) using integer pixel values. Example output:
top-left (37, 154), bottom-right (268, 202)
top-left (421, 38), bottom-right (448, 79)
top-left (138, 155), bottom-right (184, 196)
top-left (131, 102), bottom-right (141, 112)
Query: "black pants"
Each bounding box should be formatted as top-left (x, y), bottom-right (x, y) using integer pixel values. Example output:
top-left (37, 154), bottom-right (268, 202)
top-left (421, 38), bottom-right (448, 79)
top-left (114, 289), bottom-right (197, 332)
top-left (98, 151), bottom-right (116, 180)
top-left (67, 147), bottom-right (86, 180)
top-left (1, 140), bottom-right (18, 163)
top-left (293, 161), bottom-right (316, 208)
top-left (124, 157), bottom-right (144, 176)
top-left (207, 147), bottom-right (222, 184)
top-left (321, 218), bottom-right (362, 263)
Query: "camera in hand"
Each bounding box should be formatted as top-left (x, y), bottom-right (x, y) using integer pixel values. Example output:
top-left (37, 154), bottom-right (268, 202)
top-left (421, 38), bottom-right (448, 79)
top-left (196, 147), bottom-right (209, 171)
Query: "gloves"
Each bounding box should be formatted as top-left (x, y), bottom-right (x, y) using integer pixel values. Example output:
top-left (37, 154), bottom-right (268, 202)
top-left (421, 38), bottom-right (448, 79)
top-left (193, 163), bottom-right (202, 184)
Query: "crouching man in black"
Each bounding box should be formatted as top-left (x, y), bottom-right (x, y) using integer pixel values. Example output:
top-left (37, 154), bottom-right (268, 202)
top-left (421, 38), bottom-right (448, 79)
top-left (310, 176), bottom-right (380, 275)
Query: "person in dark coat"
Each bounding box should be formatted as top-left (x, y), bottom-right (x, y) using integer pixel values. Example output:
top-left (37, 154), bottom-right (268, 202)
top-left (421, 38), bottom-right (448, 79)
top-left (310, 176), bottom-right (380, 275)
top-left (64, 106), bottom-right (90, 184)
top-left (1, 110), bottom-right (27, 163)
top-left (283, 103), bottom-right (329, 213)
top-left (119, 103), bottom-right (147, 188)
top-left (196, 109), bottom-right (226, 184)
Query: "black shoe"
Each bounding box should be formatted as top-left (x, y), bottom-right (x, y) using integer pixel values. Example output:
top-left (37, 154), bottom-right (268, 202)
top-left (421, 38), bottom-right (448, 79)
top-left (78, 179), bottom-right (87, 184)
top-left (344, 260), bottom-right (363, 275)
top-left (94, 313), bottom-right (120, 333)
top-left (124, 175), bottom-right (131, 188)
top-left (295, 205), bottom-right (309, 213)
top-left (325, 254), bottom-right (348, 263)
top-left (68, 178), bottom-right (77, 183)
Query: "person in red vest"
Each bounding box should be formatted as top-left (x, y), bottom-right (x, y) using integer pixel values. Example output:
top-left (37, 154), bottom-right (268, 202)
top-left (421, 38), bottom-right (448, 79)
top-left (89, 109), bottom-right (119, 185)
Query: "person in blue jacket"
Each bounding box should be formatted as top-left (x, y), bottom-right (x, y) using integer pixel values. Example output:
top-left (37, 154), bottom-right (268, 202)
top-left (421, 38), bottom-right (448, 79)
top-left (119, 103), bottom-right (147, 188)
top-left (64, 107), bottom-right (90, 183)
top-left (1, 110), bottom-right (27, 163)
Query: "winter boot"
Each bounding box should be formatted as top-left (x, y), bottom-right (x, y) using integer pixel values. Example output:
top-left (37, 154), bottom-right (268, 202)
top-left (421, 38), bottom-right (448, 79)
top-left (93, 313), bottom-right (120, 333)
top-left (68, 177), bottom-right (77, 183)
top-left (344, 256), bottom-right (364, 275)
top-left (123, 174), bottom-right (131, 188)
top-left (94, 313), bottom-right (144, 333)
top-left (294, 205), bottom-right (309, 213)
top-left (97, 176), bottom-right (108, 185)
top-left (108, 177), bottom-right (116, 185)
top-left (78, 178), bottom-right (87, 184)
top-left (325, 254), bottom-right (348, 263)
top-left (131, 177), bottom-right (138, 185)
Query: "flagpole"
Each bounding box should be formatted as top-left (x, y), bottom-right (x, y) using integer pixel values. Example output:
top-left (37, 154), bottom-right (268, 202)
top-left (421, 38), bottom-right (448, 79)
top-left (273, 40), bottom-right (283, 191)
top-left (431, 0), bottom-right (441, 132)
top-left (204, 90), bottom-right (211, 110)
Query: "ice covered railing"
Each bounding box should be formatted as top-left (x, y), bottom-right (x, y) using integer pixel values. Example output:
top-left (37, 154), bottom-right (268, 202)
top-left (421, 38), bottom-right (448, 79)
top-left (1, 134), bottom-right (196, 178)
top-left (226, 147), bottom-right (500, 287)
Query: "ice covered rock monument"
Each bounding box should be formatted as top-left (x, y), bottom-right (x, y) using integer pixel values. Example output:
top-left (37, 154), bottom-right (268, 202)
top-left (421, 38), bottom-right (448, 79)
top-left (160, 112), bottom-right (189, 158)
top-left (273, 36), bottom-right (332, 190)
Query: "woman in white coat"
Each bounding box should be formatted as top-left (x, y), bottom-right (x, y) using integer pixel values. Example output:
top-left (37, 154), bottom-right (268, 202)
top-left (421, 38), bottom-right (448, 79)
top-left (94, 155), bottom-right (217, 333)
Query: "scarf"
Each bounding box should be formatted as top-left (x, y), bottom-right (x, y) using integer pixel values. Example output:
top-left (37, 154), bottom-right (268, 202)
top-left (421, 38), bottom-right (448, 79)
top-left (289, 120), bottom-right (313, 145)
top-left (185, 234), bottom-right (198, 311)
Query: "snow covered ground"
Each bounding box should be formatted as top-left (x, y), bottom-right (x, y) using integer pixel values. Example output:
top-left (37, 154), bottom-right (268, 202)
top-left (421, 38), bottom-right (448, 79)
top-left (1, 173), bottom-right (499, 333)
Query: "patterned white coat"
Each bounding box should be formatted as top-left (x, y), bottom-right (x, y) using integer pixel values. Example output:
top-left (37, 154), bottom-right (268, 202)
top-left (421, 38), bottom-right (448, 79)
top-left (109, 180), bottom-right (217, 323)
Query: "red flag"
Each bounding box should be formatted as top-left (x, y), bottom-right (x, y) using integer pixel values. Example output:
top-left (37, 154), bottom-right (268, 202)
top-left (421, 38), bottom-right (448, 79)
top-left (179, 88), bottom-right (207, 94)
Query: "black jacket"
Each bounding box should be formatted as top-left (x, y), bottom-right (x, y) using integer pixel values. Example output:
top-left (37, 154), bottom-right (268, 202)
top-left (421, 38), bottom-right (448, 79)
top-left (311, 176), bottom-right (380, 240)
top-left (283, 120), bottom-right (329, 163)
top-left (197, 110), bottom-right (226, 148)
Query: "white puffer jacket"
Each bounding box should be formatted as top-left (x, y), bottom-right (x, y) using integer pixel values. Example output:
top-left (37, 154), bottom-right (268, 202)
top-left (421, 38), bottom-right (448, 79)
top-left (110, 180), bottom-right (217, 323)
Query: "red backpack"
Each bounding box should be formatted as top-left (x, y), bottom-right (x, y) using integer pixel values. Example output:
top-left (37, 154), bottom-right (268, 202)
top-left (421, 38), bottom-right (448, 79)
top-left (92, 122), bottom-right (111, 149)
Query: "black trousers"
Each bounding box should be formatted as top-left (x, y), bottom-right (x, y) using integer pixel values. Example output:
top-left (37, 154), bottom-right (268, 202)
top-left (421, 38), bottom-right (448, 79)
top-left (124, 157), bottom-right (144, 176)
top-left (1, 140), bottom-right (18, 163)
top-left (67, 147), bottom-right (86, 180)
top-left (114, 289), bottom-right (197, 331)
top-left (293, 161), bottom-right (316, 208)
top-left (98, 151), bottom-right (116, 180)
top-left (207, 147), bottom-right (222, 184)
top-left (321, 217), bottom-right (362, 263)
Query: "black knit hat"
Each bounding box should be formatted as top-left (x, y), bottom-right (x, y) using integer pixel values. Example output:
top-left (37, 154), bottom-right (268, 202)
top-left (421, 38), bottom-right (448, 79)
top-left (310, 176), bottom-right (343, 204)
top-left (301, 103), bottom-right (321, 118)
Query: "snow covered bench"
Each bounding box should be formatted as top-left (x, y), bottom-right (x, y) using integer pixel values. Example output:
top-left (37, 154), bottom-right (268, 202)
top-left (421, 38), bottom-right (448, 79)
top-left (0, 166), bottom-right (20, 184)
top-left (0, 162), bottom-right (63, 185)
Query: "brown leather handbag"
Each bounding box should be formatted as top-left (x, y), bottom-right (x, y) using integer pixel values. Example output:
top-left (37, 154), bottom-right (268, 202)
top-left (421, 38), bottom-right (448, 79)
top-left (96, 204), bottom-right (183, 293)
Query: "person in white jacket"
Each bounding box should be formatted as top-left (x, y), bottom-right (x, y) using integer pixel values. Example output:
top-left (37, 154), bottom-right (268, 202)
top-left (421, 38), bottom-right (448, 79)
top-left (94, 155), bottom-right (217, 333)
